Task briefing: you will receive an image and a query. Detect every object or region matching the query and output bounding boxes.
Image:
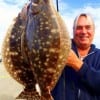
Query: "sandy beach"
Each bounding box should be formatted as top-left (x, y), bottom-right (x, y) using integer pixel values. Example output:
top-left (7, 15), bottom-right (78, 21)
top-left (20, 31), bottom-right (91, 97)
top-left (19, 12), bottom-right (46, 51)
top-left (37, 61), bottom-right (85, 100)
top-left (0, 62), bottom-right (23, 100)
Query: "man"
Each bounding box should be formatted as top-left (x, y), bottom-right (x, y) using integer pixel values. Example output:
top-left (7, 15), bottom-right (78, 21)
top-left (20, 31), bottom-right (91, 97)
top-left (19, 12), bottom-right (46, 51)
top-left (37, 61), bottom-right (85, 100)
top-left (51, 13), bottom-right (100, 100)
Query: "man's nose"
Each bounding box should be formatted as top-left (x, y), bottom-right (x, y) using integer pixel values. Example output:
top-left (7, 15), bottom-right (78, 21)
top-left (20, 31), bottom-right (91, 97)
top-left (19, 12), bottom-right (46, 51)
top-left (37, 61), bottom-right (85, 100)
top-left (81, 27), bottom-right (87, 33)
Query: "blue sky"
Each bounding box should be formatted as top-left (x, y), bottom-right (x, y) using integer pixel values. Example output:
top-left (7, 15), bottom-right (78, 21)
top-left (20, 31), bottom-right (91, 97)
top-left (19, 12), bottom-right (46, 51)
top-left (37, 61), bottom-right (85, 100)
top-left (62, 0), bottom-right (100, 8)
top-left (0, 0), bottom-right (100, 53)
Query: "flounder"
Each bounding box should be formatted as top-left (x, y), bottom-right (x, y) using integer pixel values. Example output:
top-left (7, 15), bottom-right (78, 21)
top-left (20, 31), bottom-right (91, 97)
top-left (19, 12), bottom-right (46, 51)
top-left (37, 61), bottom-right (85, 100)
top-left (2, 4), bottom-right (40, 99)
top-left (2, 0), bottom-right (71, 100)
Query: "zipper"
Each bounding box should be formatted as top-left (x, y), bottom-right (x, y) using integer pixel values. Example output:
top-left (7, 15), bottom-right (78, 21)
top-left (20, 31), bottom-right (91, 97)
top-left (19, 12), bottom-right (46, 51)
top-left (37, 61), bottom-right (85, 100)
top-left (77, 51), bottom-right (95, 99)
top-left (78, 51), bottom-right (95, 60)
top-left (84, 51), bottom-right (95, 58)
top-left (78, 89), bottom-right (81, 100)
top-left (63, 69), bottom-right (66, 100)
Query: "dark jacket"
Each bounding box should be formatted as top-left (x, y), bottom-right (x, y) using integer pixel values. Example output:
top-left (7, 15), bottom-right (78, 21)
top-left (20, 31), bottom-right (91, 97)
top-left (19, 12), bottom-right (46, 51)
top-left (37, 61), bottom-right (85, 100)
top-left (51, 40), bottom-right (100, 100)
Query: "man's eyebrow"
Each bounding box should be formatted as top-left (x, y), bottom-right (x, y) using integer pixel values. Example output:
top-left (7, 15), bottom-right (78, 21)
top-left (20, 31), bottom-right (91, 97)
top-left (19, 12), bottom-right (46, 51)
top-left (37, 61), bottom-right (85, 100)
top-left (77, 25), bottom-right (93, 27)
top-left (76, 25), bottom-right (93, 30)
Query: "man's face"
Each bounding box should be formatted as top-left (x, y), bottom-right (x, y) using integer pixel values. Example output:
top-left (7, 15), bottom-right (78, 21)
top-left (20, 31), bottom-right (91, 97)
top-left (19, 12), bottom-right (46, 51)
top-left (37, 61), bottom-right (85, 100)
top-left (73, 16), bottom-right (95, 49)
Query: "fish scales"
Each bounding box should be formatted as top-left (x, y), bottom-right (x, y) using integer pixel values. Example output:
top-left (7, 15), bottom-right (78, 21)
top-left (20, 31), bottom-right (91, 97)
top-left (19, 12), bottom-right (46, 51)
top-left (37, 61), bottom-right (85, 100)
top-left (2, 0), bottom-right (71, 100)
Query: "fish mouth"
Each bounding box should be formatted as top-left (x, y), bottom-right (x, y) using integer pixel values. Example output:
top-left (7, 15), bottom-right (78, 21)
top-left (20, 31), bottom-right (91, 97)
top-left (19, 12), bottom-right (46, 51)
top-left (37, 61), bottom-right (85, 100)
top-left (30, 0), bottom-right (40, 4)
top-left (28, 0), bottom-right (42, 15)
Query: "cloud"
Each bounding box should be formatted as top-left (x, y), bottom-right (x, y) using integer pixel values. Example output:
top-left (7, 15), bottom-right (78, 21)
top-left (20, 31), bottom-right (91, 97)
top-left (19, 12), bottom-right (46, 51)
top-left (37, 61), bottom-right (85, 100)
top-left (3, 0), bottom-right (18, 5)
top-left (2, 0), bottom-right (28, 8)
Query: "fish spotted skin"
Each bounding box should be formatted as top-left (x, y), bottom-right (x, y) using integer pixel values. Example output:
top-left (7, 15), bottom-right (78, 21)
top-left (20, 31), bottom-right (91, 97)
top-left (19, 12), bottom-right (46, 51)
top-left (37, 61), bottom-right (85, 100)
top-left (22, 0), bottom-right (71, 99)
top-left (2, 12), bottom-right (39, 94)
top-left (2, 0), bottom-right (71, 100)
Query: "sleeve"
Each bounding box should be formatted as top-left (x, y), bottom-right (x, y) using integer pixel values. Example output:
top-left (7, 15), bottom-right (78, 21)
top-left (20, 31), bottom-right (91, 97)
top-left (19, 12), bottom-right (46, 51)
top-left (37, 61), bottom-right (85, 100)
top-left (78, 62), bottom-right (100, 93)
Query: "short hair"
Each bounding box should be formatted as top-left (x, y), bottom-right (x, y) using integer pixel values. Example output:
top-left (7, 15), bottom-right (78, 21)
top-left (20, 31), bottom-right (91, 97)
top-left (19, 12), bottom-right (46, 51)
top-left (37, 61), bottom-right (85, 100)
top-left (73, 13), bottom-right (95, 30)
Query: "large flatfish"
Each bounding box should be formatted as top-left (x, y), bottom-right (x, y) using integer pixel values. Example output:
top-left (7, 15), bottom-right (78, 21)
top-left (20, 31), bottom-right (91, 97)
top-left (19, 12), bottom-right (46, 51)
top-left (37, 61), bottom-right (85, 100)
top-left (21, 0), bottom-right (71, 99)
top-left (2, 0), bottom-right (71, 100)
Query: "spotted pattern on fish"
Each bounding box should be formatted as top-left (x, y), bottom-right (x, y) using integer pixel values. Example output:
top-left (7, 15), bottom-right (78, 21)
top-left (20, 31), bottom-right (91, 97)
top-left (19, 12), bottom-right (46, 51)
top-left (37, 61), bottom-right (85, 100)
top-left (22, 0), bottom-right (71, 99)
top-left (2, 0), bottom-right (71, 100)
top-left (2, 14), bottom-right (39, 97)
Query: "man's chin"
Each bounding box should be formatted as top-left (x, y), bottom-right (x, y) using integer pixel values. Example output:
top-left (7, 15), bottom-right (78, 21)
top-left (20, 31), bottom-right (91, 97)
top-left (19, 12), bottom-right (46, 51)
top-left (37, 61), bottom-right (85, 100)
top-left (79, 43), bottom-right (90, 49)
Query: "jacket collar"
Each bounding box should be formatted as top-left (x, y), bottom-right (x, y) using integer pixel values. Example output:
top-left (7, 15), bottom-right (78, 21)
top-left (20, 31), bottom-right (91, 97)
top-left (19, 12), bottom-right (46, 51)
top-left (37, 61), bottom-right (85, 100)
top-left (71, 39), bottom-right (96, 57)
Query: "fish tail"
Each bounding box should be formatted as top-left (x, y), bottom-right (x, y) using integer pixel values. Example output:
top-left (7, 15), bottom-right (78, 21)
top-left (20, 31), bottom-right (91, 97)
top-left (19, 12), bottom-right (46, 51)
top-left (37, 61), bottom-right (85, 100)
top-left (16, 88), bottom-right (41, 100)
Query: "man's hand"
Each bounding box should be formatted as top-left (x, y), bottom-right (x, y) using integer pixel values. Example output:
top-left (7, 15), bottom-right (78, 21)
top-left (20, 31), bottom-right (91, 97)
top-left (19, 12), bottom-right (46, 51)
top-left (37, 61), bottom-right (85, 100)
top-left (66, 50), bottom-right (83, 71)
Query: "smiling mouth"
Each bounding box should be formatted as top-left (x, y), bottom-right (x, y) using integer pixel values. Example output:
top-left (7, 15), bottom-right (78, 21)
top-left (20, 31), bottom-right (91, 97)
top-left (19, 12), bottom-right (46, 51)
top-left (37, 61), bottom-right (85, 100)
top-left (79, 35), bottom-right (89, 39)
